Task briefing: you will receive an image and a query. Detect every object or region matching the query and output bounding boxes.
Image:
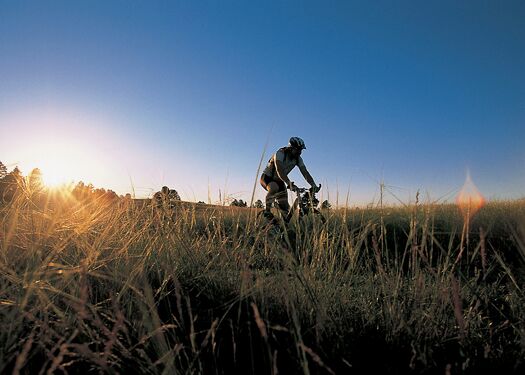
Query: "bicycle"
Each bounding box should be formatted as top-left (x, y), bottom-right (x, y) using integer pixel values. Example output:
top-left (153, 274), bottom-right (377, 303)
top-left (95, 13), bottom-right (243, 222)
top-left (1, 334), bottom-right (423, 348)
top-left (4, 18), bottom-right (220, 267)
top-left (256, 184), bottom-right (326, 252)
top-left (258, 184), bottom-right (325, 223)
top-left (286, 184), bottom-right (326, 224)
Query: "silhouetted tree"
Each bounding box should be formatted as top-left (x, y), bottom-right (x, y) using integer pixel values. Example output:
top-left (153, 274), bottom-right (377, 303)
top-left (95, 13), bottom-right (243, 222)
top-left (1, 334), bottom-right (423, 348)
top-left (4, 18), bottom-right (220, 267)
top-left (72, 181), bottom-right (95, 200)
top-left (153, 186), bottom-right (181, 211)
top-left (93, 188), bottom-right (107, 201)
top-left (169, 189), bottom-right (181, 201)
top-left (230, 199), bottom-right (247, 207)
top-left (252, 199), bottom-right (264, 209)
top-left (104, 189), bottom-right (118, 201)
top-left (0, 161), bottom-right (7, 180)
top-left (0, 162), bottom-right (8, 201)
top-left (28, 168), bottom-right (44, 192)
top-left (10, 166), bottom-right (22, 180)
top-left (1, 167), bottom-right (23, 202)
top-left (25, 168), bottom-right (45, 204)
top-left (153, 186), bottom-right (170, 208)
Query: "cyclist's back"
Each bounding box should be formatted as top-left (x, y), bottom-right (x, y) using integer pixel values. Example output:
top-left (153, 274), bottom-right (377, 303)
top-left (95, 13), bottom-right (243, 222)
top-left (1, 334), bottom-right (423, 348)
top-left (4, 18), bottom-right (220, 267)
top-left (263, 147), bottom-right (305, 179)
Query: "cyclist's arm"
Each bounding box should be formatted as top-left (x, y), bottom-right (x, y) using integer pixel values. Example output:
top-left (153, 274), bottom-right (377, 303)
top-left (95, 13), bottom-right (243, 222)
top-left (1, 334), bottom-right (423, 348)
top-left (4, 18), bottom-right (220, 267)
top-left (299, 164), bottom-right (317, 188)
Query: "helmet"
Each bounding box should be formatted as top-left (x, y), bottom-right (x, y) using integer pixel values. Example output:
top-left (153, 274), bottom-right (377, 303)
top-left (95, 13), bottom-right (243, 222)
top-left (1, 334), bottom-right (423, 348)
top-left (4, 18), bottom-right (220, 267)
top-left (289, 137), bottom-right (306, 150)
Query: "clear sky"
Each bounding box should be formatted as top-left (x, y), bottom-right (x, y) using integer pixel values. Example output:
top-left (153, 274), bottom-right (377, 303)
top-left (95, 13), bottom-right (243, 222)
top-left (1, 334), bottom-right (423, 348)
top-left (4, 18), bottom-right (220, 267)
top-left (1, 1), bottom-right (524, 205)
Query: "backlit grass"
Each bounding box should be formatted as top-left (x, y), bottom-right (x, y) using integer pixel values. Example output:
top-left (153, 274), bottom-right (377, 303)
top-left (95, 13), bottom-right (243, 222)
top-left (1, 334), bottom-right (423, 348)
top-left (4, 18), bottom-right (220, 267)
top-left (1, 190), bottom-right (524, 373)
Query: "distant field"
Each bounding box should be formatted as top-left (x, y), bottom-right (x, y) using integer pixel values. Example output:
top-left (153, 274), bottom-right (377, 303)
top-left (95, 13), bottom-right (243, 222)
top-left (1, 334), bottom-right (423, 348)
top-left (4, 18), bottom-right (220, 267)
top-left (1, 193), bottom-right (524, 374)
top-left (132, 198), bottom-right (253, 211)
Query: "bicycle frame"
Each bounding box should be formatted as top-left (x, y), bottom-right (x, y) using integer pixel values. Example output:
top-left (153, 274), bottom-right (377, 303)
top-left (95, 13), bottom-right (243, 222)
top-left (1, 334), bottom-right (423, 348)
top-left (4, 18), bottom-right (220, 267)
top-left (258, 185), bottom-right (324, 252)
top-left (259, 184), bottom-right (323, 225)
top-left (286, 185), bottom-right (322, 222)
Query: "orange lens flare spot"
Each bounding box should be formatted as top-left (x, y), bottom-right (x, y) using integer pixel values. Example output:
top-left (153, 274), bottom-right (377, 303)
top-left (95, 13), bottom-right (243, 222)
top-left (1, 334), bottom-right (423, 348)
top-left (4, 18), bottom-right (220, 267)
top-left (456, 171), bottom-right (485, 218)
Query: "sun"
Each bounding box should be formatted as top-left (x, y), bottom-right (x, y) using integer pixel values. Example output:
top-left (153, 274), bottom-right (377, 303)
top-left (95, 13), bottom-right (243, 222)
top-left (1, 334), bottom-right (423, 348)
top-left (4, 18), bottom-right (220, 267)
top-left (38, 149), bottom-right (94, 188)
top-left (37, 153), bottom-right (69, 187)
top-left (40, 163), bottom-right (76, 188)
top-left (25, 138), bottom-right (104, 190)
top-left (3, 108), bottom-right (119, 192)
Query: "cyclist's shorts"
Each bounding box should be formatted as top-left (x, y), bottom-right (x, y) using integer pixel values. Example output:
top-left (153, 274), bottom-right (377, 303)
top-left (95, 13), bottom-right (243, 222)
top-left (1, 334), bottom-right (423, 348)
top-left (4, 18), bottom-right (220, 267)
top-left (260, 173), bottom-right (286, 192)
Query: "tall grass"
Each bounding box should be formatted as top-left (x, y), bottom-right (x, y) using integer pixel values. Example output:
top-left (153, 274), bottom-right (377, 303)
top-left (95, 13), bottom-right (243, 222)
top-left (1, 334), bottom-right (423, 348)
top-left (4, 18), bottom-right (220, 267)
top-left (1, 190), bottom-right (524, 374)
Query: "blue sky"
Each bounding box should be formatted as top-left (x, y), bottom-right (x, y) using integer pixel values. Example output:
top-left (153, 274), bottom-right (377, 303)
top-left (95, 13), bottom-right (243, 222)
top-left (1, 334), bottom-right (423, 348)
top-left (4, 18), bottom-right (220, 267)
top-left (1, 1), bottom-right (524, 205)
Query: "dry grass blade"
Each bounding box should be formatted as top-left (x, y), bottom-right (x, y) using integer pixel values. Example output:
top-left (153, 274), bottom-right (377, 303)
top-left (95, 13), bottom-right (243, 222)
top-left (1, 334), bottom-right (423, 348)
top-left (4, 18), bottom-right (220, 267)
top-left (251, 302), bottom-right (268, 340)
top-left (298, 342), bottom-right (335, 375)
top-left (450, 276), bottom-right (465, 339)
top-left (12, 332), bottom-right (35, 375)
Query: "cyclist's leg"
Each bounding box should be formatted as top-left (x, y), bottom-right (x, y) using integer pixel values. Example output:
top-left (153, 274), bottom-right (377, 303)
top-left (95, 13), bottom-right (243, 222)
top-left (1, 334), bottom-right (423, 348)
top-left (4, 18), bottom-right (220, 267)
top-left (260, 175), bottom-right (279, 218)
top-left (265, 182), bottom-right (280, 208)
top-left (275, 188), bottom-right (290, 217)
top-left (261, 175), bottom-right (289, 219)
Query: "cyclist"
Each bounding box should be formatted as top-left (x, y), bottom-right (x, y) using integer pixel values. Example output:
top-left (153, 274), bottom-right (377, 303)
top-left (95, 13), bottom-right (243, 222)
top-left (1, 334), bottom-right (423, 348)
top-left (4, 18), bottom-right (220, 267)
top-left (260, 137), bottom-right (320, 220)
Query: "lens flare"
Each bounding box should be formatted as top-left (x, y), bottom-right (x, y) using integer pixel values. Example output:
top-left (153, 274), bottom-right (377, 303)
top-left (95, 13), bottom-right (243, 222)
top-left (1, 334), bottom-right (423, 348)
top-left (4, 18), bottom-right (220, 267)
top-left (456, 170), bottom-right (485, 219)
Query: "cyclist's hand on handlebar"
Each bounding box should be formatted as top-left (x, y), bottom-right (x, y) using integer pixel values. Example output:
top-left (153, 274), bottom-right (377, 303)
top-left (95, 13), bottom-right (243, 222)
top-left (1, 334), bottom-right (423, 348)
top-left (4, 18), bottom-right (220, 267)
top-left (288, 181), bottom-right (298, 192)
top-left (311, 184), bottom-right (321, 193)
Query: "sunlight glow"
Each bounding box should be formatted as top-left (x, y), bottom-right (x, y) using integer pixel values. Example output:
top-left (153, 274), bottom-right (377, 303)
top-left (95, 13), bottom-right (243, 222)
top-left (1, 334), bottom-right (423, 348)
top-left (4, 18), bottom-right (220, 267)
top-left (40, 157), bottom-right (77, 188)
top-left (27, 139), bottom-right (97, 189)
top-left (1, 108), bottom-right (117, 191)
top-left (37, 144), bottom-right (102, 188)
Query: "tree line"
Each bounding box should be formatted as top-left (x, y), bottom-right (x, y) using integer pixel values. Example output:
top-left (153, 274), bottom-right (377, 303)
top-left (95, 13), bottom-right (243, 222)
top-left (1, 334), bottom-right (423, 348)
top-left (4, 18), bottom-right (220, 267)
top-left (0, 161), bottom-right (331, 208)
top-left (0, 161), bottom-right (186, 207)
top-left (0, 161), bottom-right (121, 204)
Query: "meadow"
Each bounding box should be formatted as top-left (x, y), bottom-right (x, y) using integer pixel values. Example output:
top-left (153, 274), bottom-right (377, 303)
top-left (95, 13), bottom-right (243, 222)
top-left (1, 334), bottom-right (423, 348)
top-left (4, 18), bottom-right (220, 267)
top-left (1, 190), bottom-right (524, 374)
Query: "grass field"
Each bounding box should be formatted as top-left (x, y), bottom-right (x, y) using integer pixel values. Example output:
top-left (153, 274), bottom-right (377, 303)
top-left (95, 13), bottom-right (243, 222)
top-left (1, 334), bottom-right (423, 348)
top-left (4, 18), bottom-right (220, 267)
top-left (1, 191), bottom-right (524, 374)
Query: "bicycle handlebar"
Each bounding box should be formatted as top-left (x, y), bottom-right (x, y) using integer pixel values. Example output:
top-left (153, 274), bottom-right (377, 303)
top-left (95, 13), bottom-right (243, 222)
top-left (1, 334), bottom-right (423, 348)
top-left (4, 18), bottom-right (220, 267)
top-left (288, 184), bottom-right (322, 194)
